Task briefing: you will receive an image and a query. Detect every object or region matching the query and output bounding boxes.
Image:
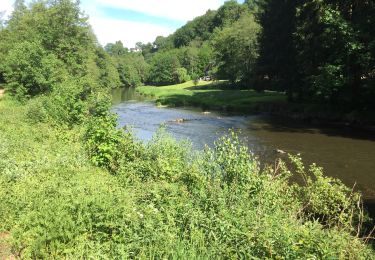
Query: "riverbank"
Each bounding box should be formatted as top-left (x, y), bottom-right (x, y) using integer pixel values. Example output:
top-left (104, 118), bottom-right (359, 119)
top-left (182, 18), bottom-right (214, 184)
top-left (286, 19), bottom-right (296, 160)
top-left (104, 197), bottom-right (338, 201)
top-left (137, 81), bottom-right (375, 131)
top-left (137, 81), bottom-right (286, 112)
top-left (112, 93), bottom-right (375, 199)
top-left (0, 96), bottom-right (374, 257)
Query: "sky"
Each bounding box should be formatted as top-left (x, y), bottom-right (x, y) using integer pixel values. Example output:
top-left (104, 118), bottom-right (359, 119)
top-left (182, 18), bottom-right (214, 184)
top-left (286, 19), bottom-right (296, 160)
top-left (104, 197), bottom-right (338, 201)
top-left (0, 0), bottom-right (243, 48)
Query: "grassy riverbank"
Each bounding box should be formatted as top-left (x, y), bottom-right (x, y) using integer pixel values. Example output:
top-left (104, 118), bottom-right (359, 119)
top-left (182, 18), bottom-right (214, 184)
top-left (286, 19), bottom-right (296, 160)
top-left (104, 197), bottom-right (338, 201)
top-left (137, 81), bottom-right (287, 113)
top-left (137, 81), bottom-right (375, 128)
top-left (0, 94), bottom-right (374, 258)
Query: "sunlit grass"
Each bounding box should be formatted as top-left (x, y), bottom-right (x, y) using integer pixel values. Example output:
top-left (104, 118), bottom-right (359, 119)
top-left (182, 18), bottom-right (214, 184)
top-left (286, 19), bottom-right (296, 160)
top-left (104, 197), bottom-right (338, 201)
top-left (137, 81), bottom-right (287, 112)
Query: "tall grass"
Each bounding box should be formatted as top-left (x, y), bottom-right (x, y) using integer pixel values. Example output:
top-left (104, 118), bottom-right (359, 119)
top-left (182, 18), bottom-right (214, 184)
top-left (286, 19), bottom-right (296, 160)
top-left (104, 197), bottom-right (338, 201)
top-left (0, 97), bottom-right (373, 258)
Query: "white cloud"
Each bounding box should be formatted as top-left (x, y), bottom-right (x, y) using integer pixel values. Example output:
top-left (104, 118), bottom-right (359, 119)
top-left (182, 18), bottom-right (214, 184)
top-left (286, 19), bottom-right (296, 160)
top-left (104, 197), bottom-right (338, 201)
top-left (89, 17), bottom-right (174, 48)
top-left (1, 0), bottom-right (229, 47)
top-left (82, 0), bottom-right (226, 48)
top-left (93, 0), bottom-right (223, 22)
top-left (0, 0), bottom-right (14, 17)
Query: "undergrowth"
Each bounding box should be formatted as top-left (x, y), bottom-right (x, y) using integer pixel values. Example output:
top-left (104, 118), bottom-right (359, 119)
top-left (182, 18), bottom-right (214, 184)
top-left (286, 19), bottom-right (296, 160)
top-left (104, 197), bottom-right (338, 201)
top-left (0, 96), bottom-right (374, 259)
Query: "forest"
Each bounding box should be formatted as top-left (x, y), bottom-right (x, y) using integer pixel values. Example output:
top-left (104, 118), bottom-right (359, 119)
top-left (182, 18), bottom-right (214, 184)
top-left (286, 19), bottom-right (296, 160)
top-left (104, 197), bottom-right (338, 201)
top-left (104, 0), bottom-right (375, 122)
top-left (0, 0), bottom-right (374, 258)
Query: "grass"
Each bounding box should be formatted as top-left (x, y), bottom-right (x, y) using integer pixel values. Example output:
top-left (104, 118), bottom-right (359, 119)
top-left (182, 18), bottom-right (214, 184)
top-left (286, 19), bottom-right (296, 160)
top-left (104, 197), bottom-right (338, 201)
top-left (137, 81), bottom-right (287, 113)
top-left (0, 94), bottom-right (374, 258)
top-left (137, 81), bottom-right (375, 126)
top-left (0, 98), bottom-right (119, 258)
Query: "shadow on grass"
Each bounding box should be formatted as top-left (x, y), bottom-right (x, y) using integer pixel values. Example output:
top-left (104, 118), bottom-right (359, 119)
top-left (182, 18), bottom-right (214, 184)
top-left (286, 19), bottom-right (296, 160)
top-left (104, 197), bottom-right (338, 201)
top-left (157, 90), bottom-right (375, 141)
top-left (157, 87), bottom-right (286, 113)
top-left (185, 81), bottom-right (232, 91)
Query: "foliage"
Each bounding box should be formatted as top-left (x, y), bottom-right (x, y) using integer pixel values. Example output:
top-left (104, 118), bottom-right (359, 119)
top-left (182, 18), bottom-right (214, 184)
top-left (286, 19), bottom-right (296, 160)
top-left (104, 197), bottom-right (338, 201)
top-left (212, 13), bottom-right (260, 85)
top-left (0, 0), bottom-right (374, 258)
top-left (174, 67), bottom-right (191, 83)
top-left (3, 41), bottom-right (65, 99)
top-left (104, 41), bottom-right (148, 87)
top-left (84, 95), bottom-right (139, 172)
top-left (118, 53), bottom-right (149, 87)
top-left (173, 10), bottom-right (217, 48)
top-left (43, 80), bottom-right (91, 126)
top-left (289, 155), bottom-right (364, 230)
top-left (147, 51), bottom-right (181, 85)
top-left (104, 40), bottom-right (129, 56)
top-left (0, 0), bottom-right (120, 101)
top-left (153, 36), bottom-right (174, 52)
top-left (255, 0), bottom-right (300, 93)
top-left (85, 114), bottom-right (123, 171)
top-left (256, 0), bottom-right (375, 114)
top-left (213, 0), bottom-right (248, 28)
top-left (0, 97), bottom-right (374, 258)
top-left (92, 47), bottom-right (121, 89)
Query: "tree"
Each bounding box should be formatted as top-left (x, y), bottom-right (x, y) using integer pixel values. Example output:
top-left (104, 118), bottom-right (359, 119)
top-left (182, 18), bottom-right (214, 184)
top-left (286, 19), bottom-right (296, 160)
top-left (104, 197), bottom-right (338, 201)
top-left (154, 36), bottom-right (174, 51)
top-left (197, 43), bottom-right (214, 77)
top-left (212, 13), bottom-right (260, 85)
top-left (117, 53), bottom-right (149, 87)
top-left (138, 42), bottom-right (154, 61)
top-left (255, 0), bottom-right (301, 94)
top-left (3, 0), bottom-right (96, 76)
top-left (181, 46), bottom-right (199, 76)
top-left (92, 47), bottom-right (121, 89)
top-left (104, 42), bottom-right (149, 87)
top-left (148, 51), bottom-right (181, 85)
top-left (294, 0), bottom-right (374, 108)
top-left (3, 41), bottom-right (65, 98)
top-left (105, 41), bottom-right (128, 56)
top-left (174, 67), bottom-right (191, 84)
top-left (0, 0), bottom-right (120, 100)
top-left (172, 10), bottom-right (217, 48)
top-left (213, 0), bottom-right (248, 28)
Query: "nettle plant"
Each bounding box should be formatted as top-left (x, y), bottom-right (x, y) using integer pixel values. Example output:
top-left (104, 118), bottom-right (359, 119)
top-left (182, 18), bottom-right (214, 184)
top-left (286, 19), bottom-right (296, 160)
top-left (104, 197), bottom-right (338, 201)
top-left (289, 154), bottom-right (365, 231)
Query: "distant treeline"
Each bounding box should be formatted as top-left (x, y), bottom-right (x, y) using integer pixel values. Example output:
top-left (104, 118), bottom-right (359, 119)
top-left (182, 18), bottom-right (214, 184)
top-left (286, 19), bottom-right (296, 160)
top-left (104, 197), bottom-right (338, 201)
top-left (0, 0), bottom-right (122, 126)
top-left (105, 0), bottom-right (375, 117)
top-left (0, 0), bottom-right (374, 115)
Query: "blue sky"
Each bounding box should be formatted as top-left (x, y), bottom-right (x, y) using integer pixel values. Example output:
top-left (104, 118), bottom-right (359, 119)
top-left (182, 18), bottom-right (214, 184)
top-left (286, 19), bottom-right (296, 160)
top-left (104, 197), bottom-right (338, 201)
top-left (1, 0), bottom-right (244, 47)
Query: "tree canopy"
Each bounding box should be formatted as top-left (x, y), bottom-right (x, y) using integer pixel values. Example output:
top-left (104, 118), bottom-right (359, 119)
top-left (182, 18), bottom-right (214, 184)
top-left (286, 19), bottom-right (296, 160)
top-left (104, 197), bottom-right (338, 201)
top-left (256, 0), bottom-right (375, 113)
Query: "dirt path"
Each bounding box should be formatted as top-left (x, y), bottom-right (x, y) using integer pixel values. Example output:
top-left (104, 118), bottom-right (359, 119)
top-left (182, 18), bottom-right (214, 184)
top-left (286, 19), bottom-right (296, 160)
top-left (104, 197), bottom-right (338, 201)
top-left (0, 232), bottom-right (15, 259)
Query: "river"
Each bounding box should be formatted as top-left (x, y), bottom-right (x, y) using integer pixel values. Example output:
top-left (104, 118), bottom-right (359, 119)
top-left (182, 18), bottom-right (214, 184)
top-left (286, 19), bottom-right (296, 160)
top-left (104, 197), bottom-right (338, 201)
top-left (112, 88), bottom-right (375, 202)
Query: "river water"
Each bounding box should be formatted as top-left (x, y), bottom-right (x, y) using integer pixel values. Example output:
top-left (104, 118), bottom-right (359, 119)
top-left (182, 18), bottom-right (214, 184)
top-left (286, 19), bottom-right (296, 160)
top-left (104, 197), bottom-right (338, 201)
top-left (112, 88), bottom-right (375, 201)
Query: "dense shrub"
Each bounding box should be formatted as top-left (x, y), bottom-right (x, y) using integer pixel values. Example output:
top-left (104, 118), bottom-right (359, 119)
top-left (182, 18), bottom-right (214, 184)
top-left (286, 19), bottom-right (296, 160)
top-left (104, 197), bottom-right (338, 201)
top-left (0, 0), bottom-right (373, 257)
top-left (84, 97), bottom-right (139, 172)
top-left (3, 41), bottom-right (65, 99)
top-left (82, 119), bottom-right (374, 258)
top-left (147, 51), bottom-right (181, 85)
top-left (0, 99), bottom-right (373, 258)
top-left (175, 67), bottom-right (191, 83)
top-left (290, 155), bottom-right (364, 230)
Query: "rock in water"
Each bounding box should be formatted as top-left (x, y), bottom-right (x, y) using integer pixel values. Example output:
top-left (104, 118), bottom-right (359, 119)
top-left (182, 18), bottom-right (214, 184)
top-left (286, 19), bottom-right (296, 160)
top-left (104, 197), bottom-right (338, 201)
top-left (275, 149), bottom-right (286, 154)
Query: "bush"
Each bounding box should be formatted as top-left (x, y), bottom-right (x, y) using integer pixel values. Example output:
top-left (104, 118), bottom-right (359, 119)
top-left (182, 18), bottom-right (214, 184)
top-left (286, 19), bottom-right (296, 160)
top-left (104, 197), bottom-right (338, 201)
top-left (192, 73), bottom-right (200, 86)
top-left (174, 67), bottom-right (191, 83)
top-left (26, 97), bottom-right (49, 123)
top-left (84, 99), bottom-right (139, 173)
top-left (290, 155), bottom-right (365, 230)
top-left (1, 101), bottom-right (374, 258)
top-left (3, 41), bottom-right (65, 100)
top-left (41, 78), bottom-right (97, 126)
top-left (118, 128), bottom-right (193, 183)
top-left (84, 114), bottom-right (123, 172)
